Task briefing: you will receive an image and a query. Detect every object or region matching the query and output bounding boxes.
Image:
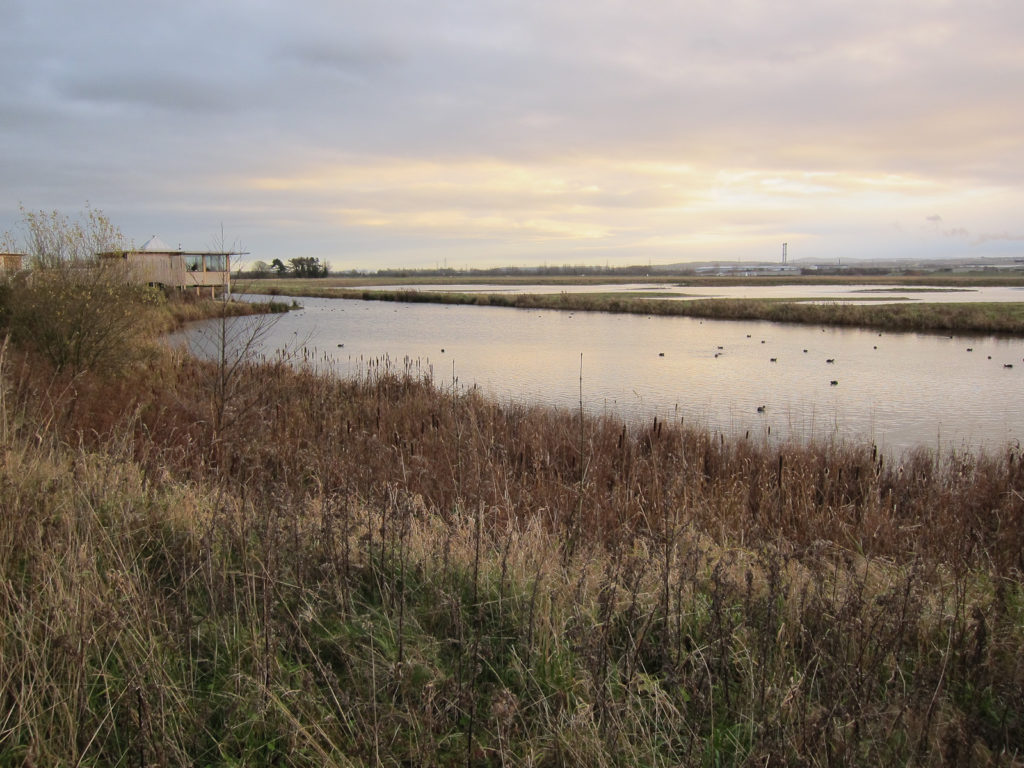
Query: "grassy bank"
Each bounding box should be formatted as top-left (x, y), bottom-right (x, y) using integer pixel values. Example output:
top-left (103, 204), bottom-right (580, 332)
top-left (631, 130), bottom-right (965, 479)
top-left (246, 274), bottom-right (1024, 291)
top-left (331, 288), bottom-right (1024, 336)
top-left (2, 336), bottom-right (1022, 765)
top-left (244, 278), bottom-right (1024, 335)
top-left (159, 293), bottom-right (295, 331)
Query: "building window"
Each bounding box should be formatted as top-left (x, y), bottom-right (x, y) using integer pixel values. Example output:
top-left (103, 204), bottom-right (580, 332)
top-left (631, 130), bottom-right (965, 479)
top-left (184, 255), bottom-right (203, 272)
top-left (205, 254), bottom-right (227, 271)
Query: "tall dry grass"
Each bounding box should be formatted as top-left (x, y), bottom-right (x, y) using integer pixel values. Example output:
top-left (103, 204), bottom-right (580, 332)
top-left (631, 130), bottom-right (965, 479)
top-left (61, 349), bottom-right (1019, 576)
top-left (158, 292), bottom-right (294, 332)
top-left (2, 340), bottom-right (1022, 765)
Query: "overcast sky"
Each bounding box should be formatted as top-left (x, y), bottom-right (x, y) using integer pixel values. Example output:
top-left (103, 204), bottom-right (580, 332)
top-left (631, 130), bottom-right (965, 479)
top-left (2, 0), bottom-right (1023, 269)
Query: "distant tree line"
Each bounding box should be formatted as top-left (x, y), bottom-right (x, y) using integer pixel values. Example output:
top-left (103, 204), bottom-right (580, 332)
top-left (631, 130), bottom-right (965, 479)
top-left (370, 263), bottom-right (679, 278)
top-left (242, 257), bottom-right (330, 278)
top-left (236, 261), bottom-right (675, 280)
top-left (235, 258), bottom-right (970, 281)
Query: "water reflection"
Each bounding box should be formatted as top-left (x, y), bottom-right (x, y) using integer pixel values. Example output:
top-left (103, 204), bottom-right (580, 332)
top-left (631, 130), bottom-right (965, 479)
top-left (181, 297), bottom-right (1024, 455)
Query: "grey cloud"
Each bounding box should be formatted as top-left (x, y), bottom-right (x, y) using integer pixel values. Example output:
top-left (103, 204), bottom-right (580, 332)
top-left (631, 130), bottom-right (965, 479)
top-left (974, 232), bottom-right (1024, 244)
top-left (925, 216), bottom-right (969, 239)
top-left (4, 0), bottom-right (1024, 266)
top-left (277, 39), bottom-right (403, 77)
top-left (57, 71), bottom-right (237, 113)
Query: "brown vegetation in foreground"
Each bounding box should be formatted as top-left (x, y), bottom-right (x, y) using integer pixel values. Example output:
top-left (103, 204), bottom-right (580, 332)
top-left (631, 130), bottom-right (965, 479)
top-left (2, 332), bottom-right (1022, 764)
top-left (60, 352), bottom-right (1024, 577)
top-left (3, 208), bottom-right (1021, 763)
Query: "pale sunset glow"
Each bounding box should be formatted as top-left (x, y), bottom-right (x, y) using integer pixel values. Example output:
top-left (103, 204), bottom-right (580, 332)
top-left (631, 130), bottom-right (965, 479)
top-left (2, 0), bottom-right (1022, 268)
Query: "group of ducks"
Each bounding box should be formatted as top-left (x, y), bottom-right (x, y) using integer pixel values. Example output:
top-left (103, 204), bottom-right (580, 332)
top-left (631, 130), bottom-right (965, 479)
top-left (757, 351), bottom-right (839, 413)
top-left (965, 347), bottom-right (1017, 367)
top-left (655, 338), bottom-right (848, 414)
top-left (657, 333), bottom-right (1021, 415)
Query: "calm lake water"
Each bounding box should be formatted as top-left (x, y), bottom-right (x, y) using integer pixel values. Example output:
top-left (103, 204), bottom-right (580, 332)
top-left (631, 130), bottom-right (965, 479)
top-left (182, 294), bottom-right (1024, 456)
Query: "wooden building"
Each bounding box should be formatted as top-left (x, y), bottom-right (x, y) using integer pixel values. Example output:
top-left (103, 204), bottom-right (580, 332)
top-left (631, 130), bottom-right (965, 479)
top-left (110, 236), bottom-right (244, 297)
top-left (0, 253), bottom-right (24, 273)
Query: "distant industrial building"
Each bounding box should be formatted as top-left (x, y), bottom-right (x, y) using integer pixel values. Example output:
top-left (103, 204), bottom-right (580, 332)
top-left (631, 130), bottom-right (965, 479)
top-left (693, 263), bottom-right (802, 277)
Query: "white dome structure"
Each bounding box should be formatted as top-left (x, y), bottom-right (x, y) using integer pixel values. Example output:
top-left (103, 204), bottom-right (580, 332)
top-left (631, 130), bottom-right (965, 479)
top-left (139, 235), bottom-right (174, 252)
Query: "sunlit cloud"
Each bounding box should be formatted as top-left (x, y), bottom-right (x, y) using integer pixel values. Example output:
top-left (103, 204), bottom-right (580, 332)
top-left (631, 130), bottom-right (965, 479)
top-left (1, 0), bottom-right (1022, 267)
top-left (226, 149), bottom-right (1024, 266)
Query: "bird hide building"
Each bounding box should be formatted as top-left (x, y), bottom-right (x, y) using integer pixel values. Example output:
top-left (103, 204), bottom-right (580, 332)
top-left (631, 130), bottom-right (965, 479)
top-left (0, 253), bottom-right (24, 273)
top-left (108, 236), bottom-right (243, 296)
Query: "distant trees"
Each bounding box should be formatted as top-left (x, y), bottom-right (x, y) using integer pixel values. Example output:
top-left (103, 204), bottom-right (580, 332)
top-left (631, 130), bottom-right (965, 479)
top-left (287, 257), bottom-right (329, 278)
top-left (259, 257), bottom-right (328, 278)
top-left (238, 257), bottom-right (329, 279)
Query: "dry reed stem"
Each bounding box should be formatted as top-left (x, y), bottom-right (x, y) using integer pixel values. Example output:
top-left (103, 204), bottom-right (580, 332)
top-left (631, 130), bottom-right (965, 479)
top-left (1, 346), bottom-right (1022, 765)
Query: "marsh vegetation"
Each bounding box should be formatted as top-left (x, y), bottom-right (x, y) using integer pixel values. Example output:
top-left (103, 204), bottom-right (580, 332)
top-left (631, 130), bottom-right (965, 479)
top-left (344, 289), bottom-right (1024, 335)
top-left (2, 338), bottom-right (1023, 764)
top-left (2, 212), bottom-right (1022, 764)
top-left (247, 279), bottom-right (1024, 336)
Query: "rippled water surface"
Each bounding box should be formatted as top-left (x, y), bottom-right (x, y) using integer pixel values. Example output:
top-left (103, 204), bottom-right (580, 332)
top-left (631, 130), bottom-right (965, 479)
top-left (180, 296), bottom-right (1024, 455)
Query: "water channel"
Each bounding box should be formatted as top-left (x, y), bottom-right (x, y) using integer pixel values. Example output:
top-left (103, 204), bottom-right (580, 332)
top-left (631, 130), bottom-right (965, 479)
top-left (180, 289), bottom-right (1024, 456)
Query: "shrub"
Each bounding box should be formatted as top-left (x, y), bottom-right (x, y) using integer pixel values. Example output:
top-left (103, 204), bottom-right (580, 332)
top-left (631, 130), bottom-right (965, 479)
top-left (2, 207), bottom-right (163, 375)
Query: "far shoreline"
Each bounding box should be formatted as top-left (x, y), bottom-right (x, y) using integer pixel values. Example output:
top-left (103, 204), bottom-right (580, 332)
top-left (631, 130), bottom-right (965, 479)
top-left (242, 276), bottom-right (1024, 336)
